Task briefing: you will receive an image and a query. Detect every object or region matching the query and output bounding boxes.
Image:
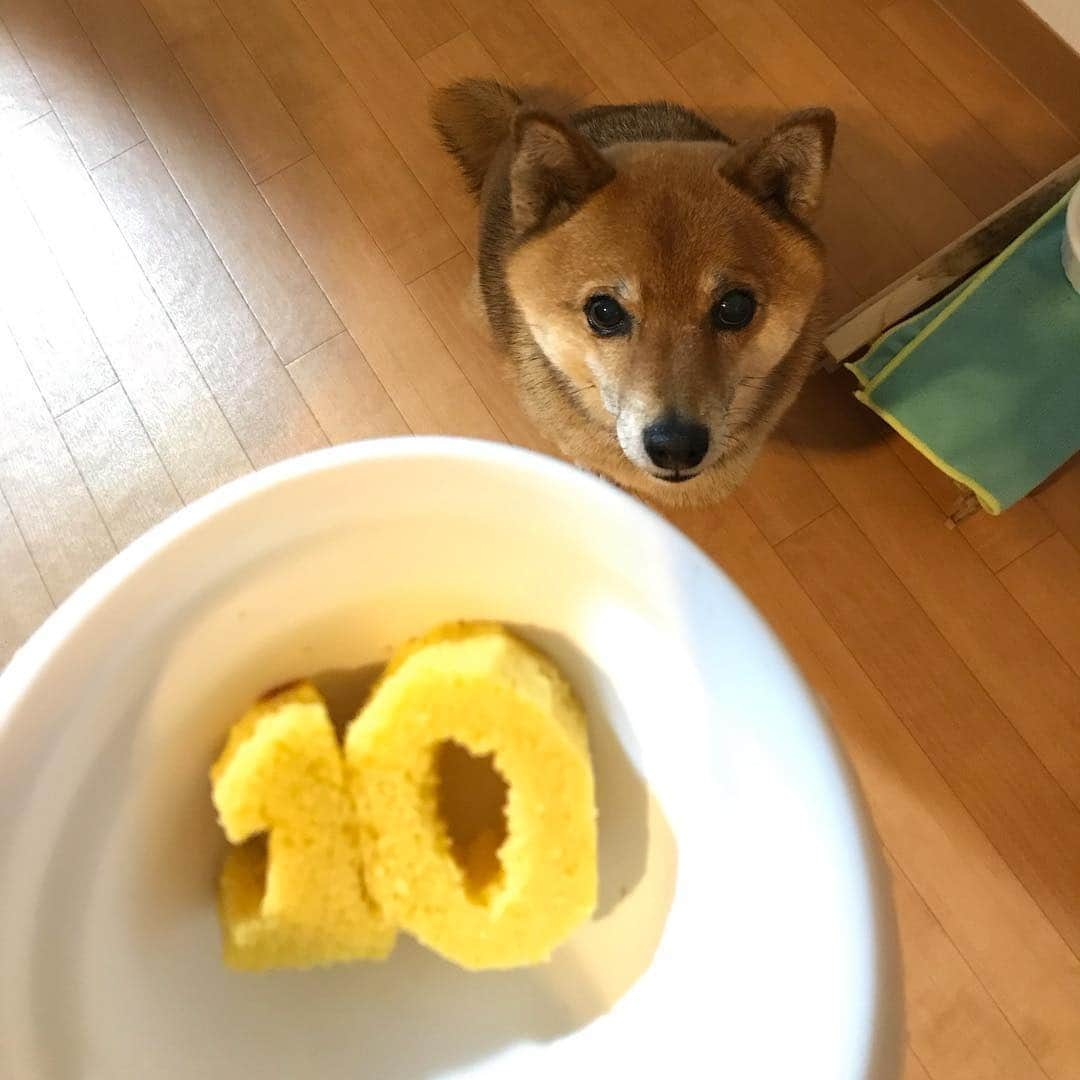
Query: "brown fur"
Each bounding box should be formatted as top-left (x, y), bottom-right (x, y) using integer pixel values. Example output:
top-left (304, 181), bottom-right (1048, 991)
top-left (431, 79), bottom-right (835, 505)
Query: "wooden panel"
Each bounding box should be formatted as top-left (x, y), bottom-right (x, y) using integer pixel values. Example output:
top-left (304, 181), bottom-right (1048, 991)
top-left (141, 0), bottom-right (310, 184)
top-left (529, 0), bottom-right (696, 106)
top-left (610, 0), bottom-right (715, 61)
top-left (7, 114), bottom-right (250, 501)
top-left (1037, 457), bottom-right (1080, 553)
top-left (791, 374), bottom-right (1080, 808)
top-left (890, 439), bottom-right (1057, 572)
top-left (450, 0), bottom-right (595, 106)
top-left (937, 0), bottom-right (1080, 139)
top-left (0, 491), bottom-right (53, 668)
top-left (668, 496), bottom-right (1080, 1080)
top-left (0, 0), bottom-right (143, 169)
top-left (293, 0), bottom-right (478, 251)
top-left (408, 251), bottom-right (549, 452)
top-left (735, 437), bottom-right (836, 545)
top-left (261, 154), bottom-right (503, 439)
top-left (777, 504), bottom-right (1080, 955)
top-left (570, 86), bottom-right (610, 111)
top-left (890, 854), bottom-right (1046, 1080)
top-left (960, 500), bottom-right (1058, 574)
top-left (216, 0), bottom-right (460, 284)
top-left (694, 0), bottom-right (975, 260)
top-left (94, 140), bottom-right (327, 467)
top-left (68, 0), bottom-right (341, 363)
top-left (0, 165), bottom-right (115, 415)
top-left (666, 33), bottom-right (910, 301)
top-left (0, 17), bottom-right (47, 133)
top-left (665, 33), bottom-right (784, 142)
top-left (1000, 533), bottom-right (1080, 677)
top-left (417, 30), bottom-right (506, 85)
top-left (904, 1048), bottom-right (931, 1080)
top-left (773, 0), bottom-right (1031, 219)
top-left (57, 383), bottom-right (182, 548)
top-left (0, 321), bottom-right (115, 601)
top-left (372, 0), bottom-right (464, 59)
top-left (880, 0), bottom-right (1079, 179)
top-left (287, 332), bottom-right (410, 444)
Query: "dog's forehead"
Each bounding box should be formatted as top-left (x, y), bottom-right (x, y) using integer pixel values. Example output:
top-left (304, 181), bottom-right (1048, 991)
top-left (561, 143), bottom-right (808, 289)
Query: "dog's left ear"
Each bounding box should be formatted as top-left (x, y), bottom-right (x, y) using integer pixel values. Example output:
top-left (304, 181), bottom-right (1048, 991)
top-left (727, 108), bottom-right (836, 222)
top-left (510, 112), bottom-right (615, 236)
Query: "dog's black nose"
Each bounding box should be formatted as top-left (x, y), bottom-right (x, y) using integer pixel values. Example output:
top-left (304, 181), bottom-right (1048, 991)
top-left (643, 415), bottom-right (710, 472)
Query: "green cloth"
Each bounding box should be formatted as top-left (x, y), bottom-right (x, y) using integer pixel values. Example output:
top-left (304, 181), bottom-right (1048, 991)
top-left (849, 187), bottom-right (1080, 513)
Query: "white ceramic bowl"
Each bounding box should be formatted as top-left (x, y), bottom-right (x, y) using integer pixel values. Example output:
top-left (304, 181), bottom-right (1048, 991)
top-left (1063, 181), bottom-right (1080, 294)
top-left (0, 438), bottom-right (900, 1080)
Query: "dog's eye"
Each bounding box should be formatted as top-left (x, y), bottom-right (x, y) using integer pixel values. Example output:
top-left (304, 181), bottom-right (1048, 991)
top-left (711, 289), bottom-right (757, 330)
top-left (584, 294), bottom-right (631, 337)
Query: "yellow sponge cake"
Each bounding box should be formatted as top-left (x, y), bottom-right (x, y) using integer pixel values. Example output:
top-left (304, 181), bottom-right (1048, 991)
top-left (210, 682), bottom-right (396, 970)
top-left (346, 623), bottom-right (597, 970)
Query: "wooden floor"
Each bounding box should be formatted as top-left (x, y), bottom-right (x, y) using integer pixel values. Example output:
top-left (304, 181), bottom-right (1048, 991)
top-left (2, 0), bottom-right (1080, 1074)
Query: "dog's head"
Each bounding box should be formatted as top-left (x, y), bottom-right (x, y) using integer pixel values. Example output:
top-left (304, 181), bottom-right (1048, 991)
top-left (504, 109), bottom-right (834, 487)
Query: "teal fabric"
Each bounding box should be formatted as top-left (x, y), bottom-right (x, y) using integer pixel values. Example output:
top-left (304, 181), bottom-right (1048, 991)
top-left (849, 188), bottom-right (1080, 513)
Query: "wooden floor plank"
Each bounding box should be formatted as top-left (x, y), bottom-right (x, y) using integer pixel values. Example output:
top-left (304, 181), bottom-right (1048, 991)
top-left (292, 0), bottom-right (479, 251)
top-left (890, 437), bottom-right (1057, 572)
top-left (287, 332), bottom-right (410, 444)
top-left (372, 0), bottom-right (465, 60)
top-left (0, 320), bottom-right (116, 601)
top-left (408, 251), bottom-right (549, 452)
top-left (1036, 457), bottom-right (1080, 554)
top-left (529, 0), bottom-right (697, 106)
top-left (777, 503), bottom-right (1080, 956)
top-left (0, 16), bottom-right (48, 134)
top-left (5, 113), bottom-right (250, 501)
top-left (904, 1048), bottom-right (932, 1080)
top-left (261, 154), bottom-right (503, 439)
top-left (0, 0), bottom-right (143, 169)
top-left (791, 374), bottom-right (1080, 809)
top-left (0, 489), bottom-right (53, 669)
top-left (889, 853), bottom-right (1046, 1080)
top-left (56, 383), bottom-right (183, 548)
top-left (93, 140), bottom-right (327, 467)
top-left (417, 29), bottom-right (507, 85)
top-left (773, 0), bottom-right (1032, 219)
top-left (999, 533), bottom-right (1080, 678)
top-left (959, 499), bottom-right (1058, 574)
top-left (450, 0), bottom-right (595, 107)
top-left (735, 436), bottom-right (836, 546)
top-left (68, 0), bottom-right (342, 363)
top-left (694, 0), bottom-right (976, 260)
top-left (0, 164), bottom-right (116, 416)
top-left (610, 0), bottom-right (715, 62)
top-left (141, 0), bottom-right (311, 184)
top-left (216, 0), bottom-right (460, 284)
top-left (879, 0), bottom-right (1079, 179)
top-left (936, 0), bottom-right (1080, 140)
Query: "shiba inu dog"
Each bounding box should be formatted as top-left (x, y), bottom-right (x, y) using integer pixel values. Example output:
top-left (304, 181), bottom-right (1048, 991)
top-left (432, 80), bottom-right (835, 505)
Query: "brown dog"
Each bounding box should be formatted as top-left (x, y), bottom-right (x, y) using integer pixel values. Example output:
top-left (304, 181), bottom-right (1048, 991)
top-left (432, 80), bottom-right (835, 504)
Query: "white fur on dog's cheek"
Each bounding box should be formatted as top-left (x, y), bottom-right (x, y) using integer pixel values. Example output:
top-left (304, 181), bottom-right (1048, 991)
top-left (526, 319), bottom-right (621, 418)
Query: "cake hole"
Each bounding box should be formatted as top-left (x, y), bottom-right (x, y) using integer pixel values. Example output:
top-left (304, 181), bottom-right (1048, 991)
top-left (435, 740), bottom-right (509, 901)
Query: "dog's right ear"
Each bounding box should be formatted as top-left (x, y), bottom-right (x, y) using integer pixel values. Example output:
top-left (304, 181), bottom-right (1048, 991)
top-left (510, 112), bottom-right (614, 236)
